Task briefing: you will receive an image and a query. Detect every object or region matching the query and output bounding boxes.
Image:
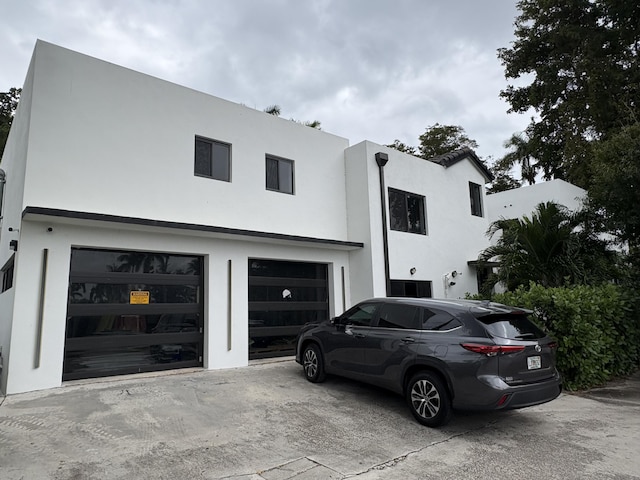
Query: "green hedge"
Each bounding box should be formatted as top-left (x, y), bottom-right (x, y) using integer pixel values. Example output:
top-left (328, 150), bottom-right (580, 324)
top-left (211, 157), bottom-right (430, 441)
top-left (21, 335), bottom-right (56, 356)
top-left (480, 283), bottom-right (640, 390)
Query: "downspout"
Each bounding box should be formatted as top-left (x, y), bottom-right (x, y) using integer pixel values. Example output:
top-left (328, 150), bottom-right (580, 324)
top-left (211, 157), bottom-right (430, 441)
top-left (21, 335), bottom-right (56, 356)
top-left (375, 152), bottom-right (391, 297)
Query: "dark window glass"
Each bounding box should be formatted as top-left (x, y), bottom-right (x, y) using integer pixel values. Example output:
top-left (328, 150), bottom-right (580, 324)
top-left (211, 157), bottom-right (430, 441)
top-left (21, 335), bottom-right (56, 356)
top-left (390, 280), bottom-right (432, 298)
top-left (341, 303), bottom-right (378, 326)
top-left (195, 136), bottom-right (231, 182)
top-left (478, 314), bottom-right (546, 339)
top-left (69, 284), bottom-right (198, 304)
top-left (66, 313), bottom-right (200, 338)
top-left (423, 309), bottom-right (461, 330)
top-left (265, 155), bottom-right (294, 194)
top-left (377, 304), bottom-right (420, 329)
top-left (469, 182), bottom-right (483, 217)
top-left (248, 259), bottom-right (328, 359)
top-left (1, 255), bottom-right (14, 292)
top-left (65, 248), bottom-right (203, 381)
top-left (70, 249), bottom-right (201, 275)
top-left (388, 188), bottom-right (426, 234)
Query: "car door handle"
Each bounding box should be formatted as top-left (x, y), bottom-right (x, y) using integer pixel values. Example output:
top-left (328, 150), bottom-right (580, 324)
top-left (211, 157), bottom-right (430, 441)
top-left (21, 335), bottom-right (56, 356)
top-left (402, 337), bottom-right (416, 343)
top-left (345, 326), bottom-right (365, 338)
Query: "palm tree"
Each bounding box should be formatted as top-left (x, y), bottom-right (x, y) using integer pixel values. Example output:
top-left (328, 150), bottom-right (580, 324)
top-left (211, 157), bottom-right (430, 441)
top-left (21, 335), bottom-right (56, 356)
top-left (479, 202), bottom-right (617, 291)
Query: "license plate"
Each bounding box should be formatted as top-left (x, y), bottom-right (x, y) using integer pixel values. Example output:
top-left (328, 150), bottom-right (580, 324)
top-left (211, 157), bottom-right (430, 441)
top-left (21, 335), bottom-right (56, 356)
top-left (527, 355), bottom-right (541, 370)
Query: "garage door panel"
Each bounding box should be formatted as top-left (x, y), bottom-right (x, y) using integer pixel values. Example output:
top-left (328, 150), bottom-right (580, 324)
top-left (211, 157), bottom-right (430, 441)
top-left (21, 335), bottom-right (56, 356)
top-left (64, 248), bottom-right (203, 381)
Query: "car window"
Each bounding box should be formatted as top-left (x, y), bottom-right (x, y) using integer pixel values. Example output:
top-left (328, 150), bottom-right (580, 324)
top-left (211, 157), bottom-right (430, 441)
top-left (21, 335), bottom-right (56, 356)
top-left (377, 304), bottom-right (420, 330)
top-left (478, 314), bottom-right (545, 340)
top-left (342, 303), bottom-right (378, 326)
top-left (422, 309), bottom-right (462, 331)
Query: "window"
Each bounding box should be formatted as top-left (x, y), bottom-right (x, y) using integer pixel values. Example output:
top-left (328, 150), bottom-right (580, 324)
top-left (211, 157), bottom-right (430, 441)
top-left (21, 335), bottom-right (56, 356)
top-left (194, 136), bottom-right (231, 181)
top-left (390, 280), bottom-right (432, 298)
top-left (469, 182), bottom-right (483, 217)
top-left (266, 155), bottom-right (294, 194)
top-left (377, 304), bottom-right (421, 330)
top-left (389, 188), bottom-right (426, 234)
top-left (340, 303), bottom-right (378, 326)
top-left (422, 309), bottom-right (461, 331)
top-left (1, 254), bottom-right (15, 292)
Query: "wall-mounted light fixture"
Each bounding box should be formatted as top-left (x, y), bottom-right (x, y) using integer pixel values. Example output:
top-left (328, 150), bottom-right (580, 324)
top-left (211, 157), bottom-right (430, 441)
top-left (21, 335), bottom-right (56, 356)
top-left (410, 267), bottom-right (416, 275)
top-left (9, 240), bottom-right (18, 251)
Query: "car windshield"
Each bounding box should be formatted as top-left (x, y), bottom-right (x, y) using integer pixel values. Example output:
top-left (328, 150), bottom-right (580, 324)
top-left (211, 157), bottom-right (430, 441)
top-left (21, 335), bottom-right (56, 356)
top-left (477, 314), bottom-right (546, 340)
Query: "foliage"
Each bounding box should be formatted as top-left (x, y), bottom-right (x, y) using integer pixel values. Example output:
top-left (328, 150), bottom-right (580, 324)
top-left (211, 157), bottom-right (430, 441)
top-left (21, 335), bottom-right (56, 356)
top-left (486, 163), bottom-right (522, 194)
top-left (418, 123), bottom-right (479, 159)
top-left (0, 87), bottom-right (21, 161)
top-left (498, 0), bottom-right (640, 189)
top-left (479, 283), bottom-right (640, 390)
top-left (384, 139), bottom-right (417, 155)
top-left (479, 202), bottom-right (618, 291)
top-left (495, 131), bottom-right (538, 185)
top-left (587, 123), bottom-right (640, 248)
top-left (263, 104), bottom-right (321, 129)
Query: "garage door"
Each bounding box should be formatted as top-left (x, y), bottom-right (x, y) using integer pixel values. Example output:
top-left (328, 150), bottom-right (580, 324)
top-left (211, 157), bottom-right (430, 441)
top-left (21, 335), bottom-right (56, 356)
top-left (64, 248), bottom-right (203, 381)
top-left (248, 259), bottom-right (329, 359)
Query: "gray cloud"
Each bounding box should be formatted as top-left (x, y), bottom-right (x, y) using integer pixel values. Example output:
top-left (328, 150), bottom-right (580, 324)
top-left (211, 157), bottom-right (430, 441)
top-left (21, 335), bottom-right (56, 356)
top-left (0, 0), bottom-right (530, 160)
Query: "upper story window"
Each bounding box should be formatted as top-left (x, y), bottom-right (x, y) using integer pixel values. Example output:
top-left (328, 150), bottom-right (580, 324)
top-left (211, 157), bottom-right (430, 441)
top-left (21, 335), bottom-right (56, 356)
top-left (266, 155), bottom-right (294, 194)
top-left (469, 182), bottom-right (483, 217)
top-left (1, 254), bottom-right (14, 293)
top-left (194, 136), bottom-right (231, 182)
top-left (389, 188), bottom-right (426, 234)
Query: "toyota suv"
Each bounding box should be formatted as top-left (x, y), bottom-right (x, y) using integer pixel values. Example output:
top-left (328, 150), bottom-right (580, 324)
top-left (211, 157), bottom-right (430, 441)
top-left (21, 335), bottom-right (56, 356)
top-left (295, 297), bottom-right (562, 427)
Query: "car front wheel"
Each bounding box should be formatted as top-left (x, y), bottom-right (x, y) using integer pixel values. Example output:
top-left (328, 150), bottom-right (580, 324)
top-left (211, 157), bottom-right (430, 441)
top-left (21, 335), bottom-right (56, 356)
top-left (302, 343), bottom-right (326, 383)
top-left (406, 372), bottom-right (451, 427)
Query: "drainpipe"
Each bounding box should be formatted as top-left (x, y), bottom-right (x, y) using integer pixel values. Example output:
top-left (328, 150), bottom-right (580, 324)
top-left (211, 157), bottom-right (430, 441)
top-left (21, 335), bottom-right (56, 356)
top-left (375, 152), bottom-right (391, 297)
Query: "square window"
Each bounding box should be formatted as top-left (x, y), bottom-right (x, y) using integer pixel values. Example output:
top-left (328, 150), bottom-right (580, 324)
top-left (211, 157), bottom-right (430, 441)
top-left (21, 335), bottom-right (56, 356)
top-left (194, 136), bottom-right (231, 182)
top-left (1, 254), bottom-right (14, 292)
top-left (469, 182), bottom-right (483, 217)
top-left (389, 188), bottom-right (426, 234)
top-left (266, 155), bottom-right (294, 194)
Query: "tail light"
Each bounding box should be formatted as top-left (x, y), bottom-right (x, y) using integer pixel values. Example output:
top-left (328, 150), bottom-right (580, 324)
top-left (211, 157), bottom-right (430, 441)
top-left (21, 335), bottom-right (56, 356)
top-left (461, 343), bottom-right (525, 357)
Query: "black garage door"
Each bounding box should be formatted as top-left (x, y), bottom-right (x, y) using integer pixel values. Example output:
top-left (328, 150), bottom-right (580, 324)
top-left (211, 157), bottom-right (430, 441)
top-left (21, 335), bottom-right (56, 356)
top-left (64, 248), bottom-right (203, 381)
top-left (248, 259), bottom-right (329, 359)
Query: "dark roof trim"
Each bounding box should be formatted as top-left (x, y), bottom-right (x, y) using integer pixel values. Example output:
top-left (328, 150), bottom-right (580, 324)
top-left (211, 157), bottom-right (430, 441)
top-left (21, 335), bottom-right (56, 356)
top-left (22, 207), bottom-right (364, 249)
top-left (429, 147), bottom-right (494, 182)
top-left (467, 260), bottom-right (500, 268)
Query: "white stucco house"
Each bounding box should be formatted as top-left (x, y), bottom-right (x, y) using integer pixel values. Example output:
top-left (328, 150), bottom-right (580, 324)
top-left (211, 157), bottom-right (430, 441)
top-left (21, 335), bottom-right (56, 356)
top-left (0, 41), bottom-right (581, 395)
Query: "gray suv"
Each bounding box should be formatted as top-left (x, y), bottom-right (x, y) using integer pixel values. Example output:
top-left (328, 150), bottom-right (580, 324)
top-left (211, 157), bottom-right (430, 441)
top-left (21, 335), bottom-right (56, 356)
top-left (295, 298), bottom-right (562, 427)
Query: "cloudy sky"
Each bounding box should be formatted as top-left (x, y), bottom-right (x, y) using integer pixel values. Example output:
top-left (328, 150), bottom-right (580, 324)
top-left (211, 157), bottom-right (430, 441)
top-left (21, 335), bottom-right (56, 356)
top-left (0, 0), bottom-right (531, 162)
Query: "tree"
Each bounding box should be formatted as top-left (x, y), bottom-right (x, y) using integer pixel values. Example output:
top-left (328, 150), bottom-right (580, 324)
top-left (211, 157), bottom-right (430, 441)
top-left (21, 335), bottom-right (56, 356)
top-left (0, 87), bottom-right (21, 160)
top-left (479, 202), bottom-right (618, 291)
top-left (384, 139), bottom-right (417, 155)
top-left (498, 0), bottom-right (640, 189)
top-left (496, 131), bottom-right (538, 185)
top-left (588, 124), bottom-right (640, 249)
top-left (418, 123), bottom-right (479, 159)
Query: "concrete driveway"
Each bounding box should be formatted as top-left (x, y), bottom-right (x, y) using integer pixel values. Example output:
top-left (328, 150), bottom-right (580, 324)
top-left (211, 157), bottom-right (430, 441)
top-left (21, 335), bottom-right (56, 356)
top-left (1, 359), bottom-right (639, 480)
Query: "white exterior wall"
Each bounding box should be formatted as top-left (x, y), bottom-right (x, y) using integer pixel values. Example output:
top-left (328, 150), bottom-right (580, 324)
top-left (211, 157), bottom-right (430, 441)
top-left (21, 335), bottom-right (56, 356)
top-left (0, 51), bottom-right (37, 394)
top-left (485, 179), bottom-right (586, 222)
top-left (4, 217), bottom-right (352, 394)
top-left (0, 41), bottom-right (358, 395)
top-left (346, 142), bottom-right (491, 302)
top-left (23, 41), bottom-right (351, 240)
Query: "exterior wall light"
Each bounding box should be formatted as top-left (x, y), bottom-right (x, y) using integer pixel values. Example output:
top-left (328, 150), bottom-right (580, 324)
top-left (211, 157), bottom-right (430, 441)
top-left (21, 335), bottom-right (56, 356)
top-left (410, 267), bottom-right (417, 275)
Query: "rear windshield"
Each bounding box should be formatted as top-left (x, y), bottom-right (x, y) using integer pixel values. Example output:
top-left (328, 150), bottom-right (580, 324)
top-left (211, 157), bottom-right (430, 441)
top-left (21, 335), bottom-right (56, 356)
top-left (477, 314), bottom-right (546, 340)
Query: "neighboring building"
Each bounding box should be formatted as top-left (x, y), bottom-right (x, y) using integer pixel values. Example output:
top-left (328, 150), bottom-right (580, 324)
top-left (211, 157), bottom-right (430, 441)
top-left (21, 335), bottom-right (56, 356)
top-left (485, 179), bottom-right (587, 223)
top-left (0, 41), bottom-right (575, 395)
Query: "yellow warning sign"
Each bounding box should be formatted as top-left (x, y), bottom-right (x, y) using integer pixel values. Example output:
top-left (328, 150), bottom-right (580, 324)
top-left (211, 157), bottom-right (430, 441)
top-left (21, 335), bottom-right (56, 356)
top-left (130, 291), bottom-right (150, 305)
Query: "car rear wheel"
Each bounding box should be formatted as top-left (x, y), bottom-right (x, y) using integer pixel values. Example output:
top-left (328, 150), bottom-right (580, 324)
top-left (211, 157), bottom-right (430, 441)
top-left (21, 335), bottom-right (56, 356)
top-left (302, 343), bottom-right (326, 383)
top-left (406, 372), bottom-right (451, 427)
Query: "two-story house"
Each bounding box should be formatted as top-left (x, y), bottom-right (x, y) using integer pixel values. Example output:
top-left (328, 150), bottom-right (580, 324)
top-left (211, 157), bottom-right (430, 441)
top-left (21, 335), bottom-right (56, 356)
top-left (0, 41), bottom-right (524, 395)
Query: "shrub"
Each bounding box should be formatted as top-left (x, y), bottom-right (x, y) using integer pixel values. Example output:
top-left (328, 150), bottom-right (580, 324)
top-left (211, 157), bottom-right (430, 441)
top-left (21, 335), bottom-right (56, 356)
top-left (478, 283), bottom-right (640, 390)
